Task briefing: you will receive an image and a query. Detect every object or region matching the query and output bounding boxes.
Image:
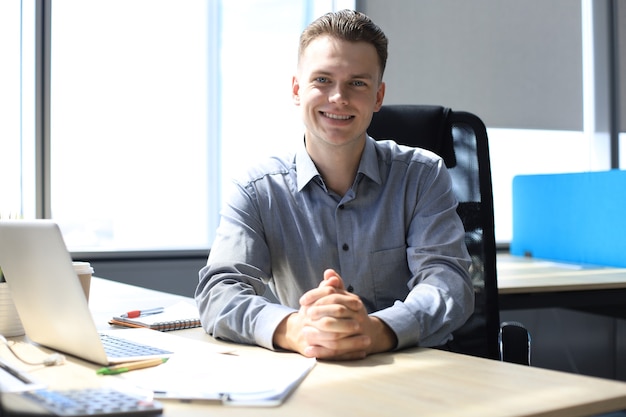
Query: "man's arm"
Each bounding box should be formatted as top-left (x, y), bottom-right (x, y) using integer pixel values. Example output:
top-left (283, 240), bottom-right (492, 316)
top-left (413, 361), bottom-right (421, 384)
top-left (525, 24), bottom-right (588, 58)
top-left (195, 180), bottom-right (298, 350)
top-left (369, 156), bottom-right (474, 349)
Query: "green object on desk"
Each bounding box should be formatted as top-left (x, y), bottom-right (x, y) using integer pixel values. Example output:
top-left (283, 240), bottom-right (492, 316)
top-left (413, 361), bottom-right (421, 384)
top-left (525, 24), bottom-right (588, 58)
top-left (97, 357), bottom-right (168, 375)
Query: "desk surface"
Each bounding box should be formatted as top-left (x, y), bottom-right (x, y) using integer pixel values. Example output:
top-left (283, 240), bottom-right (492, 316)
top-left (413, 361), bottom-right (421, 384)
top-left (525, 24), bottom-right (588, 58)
top-left (497, 254), bottom-right (626, 294)
top-left (4, 277), bottom-right (626, 417)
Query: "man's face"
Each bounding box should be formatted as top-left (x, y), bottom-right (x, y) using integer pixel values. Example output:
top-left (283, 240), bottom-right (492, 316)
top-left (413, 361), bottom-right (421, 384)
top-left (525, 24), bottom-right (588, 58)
top-left (292, 36), bottom-right (385, 150)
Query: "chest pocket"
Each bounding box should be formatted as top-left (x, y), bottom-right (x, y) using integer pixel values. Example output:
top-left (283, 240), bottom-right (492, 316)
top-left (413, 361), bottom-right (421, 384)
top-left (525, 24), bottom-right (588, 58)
top-left (369, 246), bottom-right (412, 310)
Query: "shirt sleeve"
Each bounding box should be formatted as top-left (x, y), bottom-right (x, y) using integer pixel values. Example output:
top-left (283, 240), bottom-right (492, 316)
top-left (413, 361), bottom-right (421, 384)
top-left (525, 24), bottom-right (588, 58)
top-left (371, 158), bottom-right (474, 350)
top-left (194, 180), bottom-right (295, 350)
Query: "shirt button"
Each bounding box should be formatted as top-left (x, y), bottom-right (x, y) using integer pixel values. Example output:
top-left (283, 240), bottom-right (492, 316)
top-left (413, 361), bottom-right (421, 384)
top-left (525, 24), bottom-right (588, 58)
top-left (347, 285), bottom-right (354, 293)
top-left (342, 243), bottom-right (349, 251)
top-left (338, 204), bottom-right (345, 210)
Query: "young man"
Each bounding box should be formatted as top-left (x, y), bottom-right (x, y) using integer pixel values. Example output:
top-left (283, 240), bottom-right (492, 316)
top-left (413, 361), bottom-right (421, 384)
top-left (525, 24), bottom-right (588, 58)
top-left (195, 9), bottom-right (474, 361)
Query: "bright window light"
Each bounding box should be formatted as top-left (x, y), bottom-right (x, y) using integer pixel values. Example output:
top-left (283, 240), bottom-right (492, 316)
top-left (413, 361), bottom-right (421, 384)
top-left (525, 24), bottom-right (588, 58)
top-left (50, 0), bottom-right (213, 251)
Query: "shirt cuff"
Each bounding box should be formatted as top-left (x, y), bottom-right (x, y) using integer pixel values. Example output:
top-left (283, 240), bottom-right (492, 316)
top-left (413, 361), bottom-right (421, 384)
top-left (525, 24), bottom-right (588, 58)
top-left (254, 303), bottom-right (297, 350)
top-left (371, 301), bottom-right (421, 350)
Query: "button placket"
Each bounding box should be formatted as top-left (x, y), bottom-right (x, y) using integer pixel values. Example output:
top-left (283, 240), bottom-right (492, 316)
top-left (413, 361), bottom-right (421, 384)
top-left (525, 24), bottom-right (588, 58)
top-left (335, 200), bottom-right (355, 292)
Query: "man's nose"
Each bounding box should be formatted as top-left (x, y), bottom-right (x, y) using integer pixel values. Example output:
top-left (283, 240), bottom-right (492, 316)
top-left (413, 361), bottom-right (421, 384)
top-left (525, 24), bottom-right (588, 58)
top-left (329, 85), bottom-right (349, 104)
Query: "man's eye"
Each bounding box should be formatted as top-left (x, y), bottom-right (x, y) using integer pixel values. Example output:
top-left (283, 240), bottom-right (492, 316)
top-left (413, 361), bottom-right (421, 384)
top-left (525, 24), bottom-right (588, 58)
top-left (353, 80), bottom-right (366, 87)
top-left (315, 77), bottom-right (328, 83)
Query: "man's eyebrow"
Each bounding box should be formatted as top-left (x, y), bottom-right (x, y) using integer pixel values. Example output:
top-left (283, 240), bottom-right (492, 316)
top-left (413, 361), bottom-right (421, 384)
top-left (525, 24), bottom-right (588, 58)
top-left (310, 71), bottom-right (332, 78)
top-left (351, 73), bottom-right (376, 80)
top-left (309, 71), bottom-right (376, 80)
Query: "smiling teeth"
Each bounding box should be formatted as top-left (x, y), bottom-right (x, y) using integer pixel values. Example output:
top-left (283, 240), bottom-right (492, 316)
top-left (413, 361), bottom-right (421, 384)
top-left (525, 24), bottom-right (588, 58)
top-left (324, 112), bottom-right (352, 120)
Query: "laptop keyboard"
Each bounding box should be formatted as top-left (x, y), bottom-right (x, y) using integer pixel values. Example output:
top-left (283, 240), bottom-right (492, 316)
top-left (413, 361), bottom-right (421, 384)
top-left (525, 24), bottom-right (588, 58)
top-left (99, 333), bottom-right (172, 358)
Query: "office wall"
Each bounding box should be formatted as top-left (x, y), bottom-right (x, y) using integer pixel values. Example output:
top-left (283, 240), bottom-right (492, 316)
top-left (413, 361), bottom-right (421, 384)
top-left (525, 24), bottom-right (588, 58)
top-left (358, 0), bottom-right (583, 130)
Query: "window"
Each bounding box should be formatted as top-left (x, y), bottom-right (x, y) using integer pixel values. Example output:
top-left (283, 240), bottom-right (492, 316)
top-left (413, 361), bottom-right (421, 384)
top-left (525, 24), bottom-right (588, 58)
top-left (0, 2), bottom-right (22, 219)
top-left (43, 0), bottom-right (351, 252)
top-left (0, 1), bottom-right (37, 221)
top-left (49, 0), bottom-right (213, 251)
top-left (219, 1), bottom-right (305, 194)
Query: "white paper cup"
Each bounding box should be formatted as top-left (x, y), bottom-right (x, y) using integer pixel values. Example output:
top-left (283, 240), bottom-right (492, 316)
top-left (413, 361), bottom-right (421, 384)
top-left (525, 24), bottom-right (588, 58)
top-left (72, 261), bottom-right (94, 301)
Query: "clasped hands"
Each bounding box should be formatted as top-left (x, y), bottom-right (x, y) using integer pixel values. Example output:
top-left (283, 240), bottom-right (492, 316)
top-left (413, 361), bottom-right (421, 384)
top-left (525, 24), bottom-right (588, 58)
top-left (273, 269), bottom-right (397, 360)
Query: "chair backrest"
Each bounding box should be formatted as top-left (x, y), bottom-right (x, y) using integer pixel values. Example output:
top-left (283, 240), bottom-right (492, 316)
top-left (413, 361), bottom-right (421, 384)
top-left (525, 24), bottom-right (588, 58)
top-left (368, 104), bottom-right (500, 360)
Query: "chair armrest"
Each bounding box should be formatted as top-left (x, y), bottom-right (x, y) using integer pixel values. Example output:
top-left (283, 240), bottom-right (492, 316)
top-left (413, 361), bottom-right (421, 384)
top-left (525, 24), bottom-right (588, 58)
top-left (499, 321), bottom-right (531, 365)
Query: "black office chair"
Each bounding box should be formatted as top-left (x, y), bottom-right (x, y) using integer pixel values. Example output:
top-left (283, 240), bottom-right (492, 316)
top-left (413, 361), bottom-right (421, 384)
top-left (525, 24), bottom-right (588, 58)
top-left (368, 105), bottom-right (530, 365)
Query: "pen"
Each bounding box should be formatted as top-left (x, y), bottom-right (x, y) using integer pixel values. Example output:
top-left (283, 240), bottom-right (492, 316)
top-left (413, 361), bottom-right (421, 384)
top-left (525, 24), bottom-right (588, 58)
top-left (97, 358), bottom-right (169, 375)
top-left (121, 307), bottom-right (164, 318)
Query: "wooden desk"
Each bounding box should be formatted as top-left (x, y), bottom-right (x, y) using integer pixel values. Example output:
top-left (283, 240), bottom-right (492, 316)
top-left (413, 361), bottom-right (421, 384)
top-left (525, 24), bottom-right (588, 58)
top-left (498, 254), bottom-right (626, 316)
top-left (4, 277), bottom-right (626, 417)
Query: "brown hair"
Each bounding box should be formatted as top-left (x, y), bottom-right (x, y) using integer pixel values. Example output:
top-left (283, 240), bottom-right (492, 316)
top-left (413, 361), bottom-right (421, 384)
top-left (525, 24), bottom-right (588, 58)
top-left (298, 9), bottom-right (388, 80)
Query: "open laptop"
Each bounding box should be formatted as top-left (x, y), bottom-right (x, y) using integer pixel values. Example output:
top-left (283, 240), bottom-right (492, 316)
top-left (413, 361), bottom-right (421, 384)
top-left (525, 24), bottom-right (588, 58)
top-left (0, 220), bottom-right (173, 365)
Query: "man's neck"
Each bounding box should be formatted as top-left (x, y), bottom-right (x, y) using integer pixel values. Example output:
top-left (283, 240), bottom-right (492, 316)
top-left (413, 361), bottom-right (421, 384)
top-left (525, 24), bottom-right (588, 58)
top-left (306, 138), bottom-right (365, 196)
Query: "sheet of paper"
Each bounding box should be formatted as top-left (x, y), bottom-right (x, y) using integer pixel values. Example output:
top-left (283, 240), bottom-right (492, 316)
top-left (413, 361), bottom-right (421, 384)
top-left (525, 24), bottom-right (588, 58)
top-left (118, 350), bottom-right (316, 406)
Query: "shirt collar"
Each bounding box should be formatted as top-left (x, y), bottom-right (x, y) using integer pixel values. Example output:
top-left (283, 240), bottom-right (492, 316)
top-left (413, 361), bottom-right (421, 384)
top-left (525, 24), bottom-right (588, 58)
top-left (358, 136), bottom-right (382, 185)
top-left (296, 135), bottom-right (382, 192)
top-left (296, 140), bottom-right (320, 192)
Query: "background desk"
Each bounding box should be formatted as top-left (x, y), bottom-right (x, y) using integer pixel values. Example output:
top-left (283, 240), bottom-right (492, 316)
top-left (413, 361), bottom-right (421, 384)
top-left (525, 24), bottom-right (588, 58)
top-left (497, 254), bottom-right (626, 381)
top-left (498, 254), bottom-right (626, 317)
top-left (3, 277), bottom-right (626, 417)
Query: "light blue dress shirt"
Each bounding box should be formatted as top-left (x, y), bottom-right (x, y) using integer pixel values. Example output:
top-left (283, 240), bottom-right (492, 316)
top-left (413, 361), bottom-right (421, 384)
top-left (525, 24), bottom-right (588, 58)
top-left (195, 136), bottom-right (474, 351)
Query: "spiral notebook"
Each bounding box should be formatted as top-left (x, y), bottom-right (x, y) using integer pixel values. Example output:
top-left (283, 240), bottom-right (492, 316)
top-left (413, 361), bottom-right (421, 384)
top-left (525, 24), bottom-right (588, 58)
top-left (110, 301), bottom-right (201, 332)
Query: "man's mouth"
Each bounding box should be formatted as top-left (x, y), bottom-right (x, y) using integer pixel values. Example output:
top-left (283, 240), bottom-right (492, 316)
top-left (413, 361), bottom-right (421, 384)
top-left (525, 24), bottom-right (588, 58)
top-left (322, 112), bottom-right (353, 120)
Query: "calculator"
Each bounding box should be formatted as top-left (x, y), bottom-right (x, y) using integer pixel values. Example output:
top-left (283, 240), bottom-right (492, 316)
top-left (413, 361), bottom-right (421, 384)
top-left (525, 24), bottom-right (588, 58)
top-left (1, 387), bottom-right (163, 416)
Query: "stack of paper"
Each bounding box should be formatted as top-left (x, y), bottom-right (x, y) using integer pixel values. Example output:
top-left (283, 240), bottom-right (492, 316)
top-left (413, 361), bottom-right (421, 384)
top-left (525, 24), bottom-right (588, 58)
top-left (119, 351), bottom-right (315, 407)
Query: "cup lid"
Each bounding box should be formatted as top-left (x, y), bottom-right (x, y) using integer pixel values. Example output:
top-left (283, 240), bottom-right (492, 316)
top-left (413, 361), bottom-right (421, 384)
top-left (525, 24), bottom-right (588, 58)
top-left (72, 261), bottom-right (94, 274)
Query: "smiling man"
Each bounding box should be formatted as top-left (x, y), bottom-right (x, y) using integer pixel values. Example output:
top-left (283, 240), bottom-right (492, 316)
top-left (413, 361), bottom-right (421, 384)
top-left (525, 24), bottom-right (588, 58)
top-left (195, 10), bottom-right (474, 361)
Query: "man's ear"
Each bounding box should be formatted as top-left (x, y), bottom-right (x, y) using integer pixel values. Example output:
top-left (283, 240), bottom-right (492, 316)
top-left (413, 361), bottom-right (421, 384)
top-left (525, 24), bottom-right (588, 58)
top-left (292, 75), bottom-right (301, 105)
top-left (374, 81), bottom-right (386, 112)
